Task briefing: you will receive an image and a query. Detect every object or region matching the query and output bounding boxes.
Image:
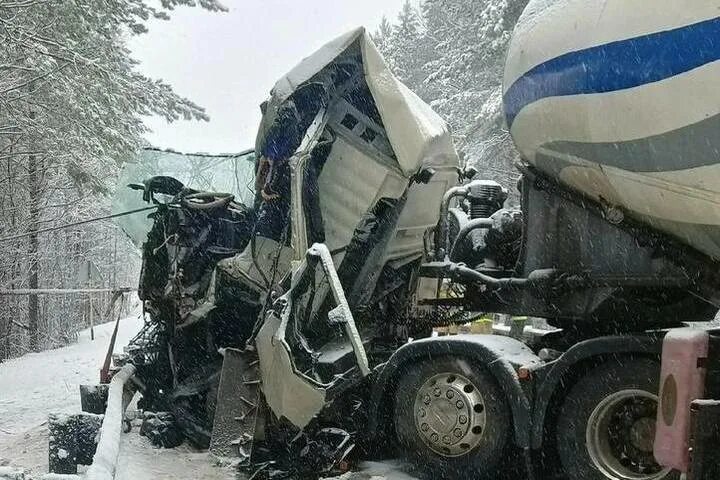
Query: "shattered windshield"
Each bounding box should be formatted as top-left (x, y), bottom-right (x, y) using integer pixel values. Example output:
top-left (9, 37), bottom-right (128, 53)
top-left (112, 148), bottom-right (256, 245)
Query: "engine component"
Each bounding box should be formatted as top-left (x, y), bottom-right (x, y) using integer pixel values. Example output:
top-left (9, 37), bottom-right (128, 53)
top-left (466, 180), bottom-right (507, 220)
top-left (436, 179), bottom-right (508, 260)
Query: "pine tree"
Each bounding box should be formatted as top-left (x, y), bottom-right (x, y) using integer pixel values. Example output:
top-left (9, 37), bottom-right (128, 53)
top-left (380, 0), bottom-right (530, 191)
top-left (384, 1), bottom-right (432, 90)
top-left (373, 16), bottom-right (394, 50)
top-left (0, 0), bottom-right (225, 356)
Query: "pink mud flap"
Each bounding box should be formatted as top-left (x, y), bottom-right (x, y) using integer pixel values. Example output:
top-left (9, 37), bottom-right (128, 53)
top-left (654, 328), bottom-right (709, 472)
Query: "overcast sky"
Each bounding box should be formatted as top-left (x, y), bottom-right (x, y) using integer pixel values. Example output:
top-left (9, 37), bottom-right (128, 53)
top-left (129, 0), bottom-right (409, 154)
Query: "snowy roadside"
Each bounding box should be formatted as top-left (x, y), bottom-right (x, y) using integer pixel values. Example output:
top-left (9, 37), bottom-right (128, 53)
top-left (0, 309), bottom-right (417, 480)
top-left (0, 311), bottom-right (144, 476)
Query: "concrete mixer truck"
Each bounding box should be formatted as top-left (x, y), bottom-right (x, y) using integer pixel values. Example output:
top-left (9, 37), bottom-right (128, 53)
top-left (56, 2), bottom-right (720, 480)
top-left (354, 2), bottom-right (720, 477)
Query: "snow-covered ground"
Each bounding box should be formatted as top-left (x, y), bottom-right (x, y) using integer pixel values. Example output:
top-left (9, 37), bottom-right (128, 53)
top-left (0, 312), bottom-right (144, 476)
top-left (0, 311), bottom-right (416, 480)
top-left (115, 431), bottom-right (235, 480)
top-left (0, 311), bottom-right (239, 480)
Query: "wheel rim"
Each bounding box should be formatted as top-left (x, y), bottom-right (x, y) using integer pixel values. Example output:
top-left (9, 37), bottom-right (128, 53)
top-left (413, 372), bottom-right (486, 457)
top-left (586, 389), bottom-right (671, 480)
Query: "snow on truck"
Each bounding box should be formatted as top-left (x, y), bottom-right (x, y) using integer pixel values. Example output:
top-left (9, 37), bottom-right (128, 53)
top-left (51, 2), bottom-right (720, 479)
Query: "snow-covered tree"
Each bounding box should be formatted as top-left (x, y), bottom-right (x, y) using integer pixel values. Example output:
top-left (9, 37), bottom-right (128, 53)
top-left (373, 16), bottom-right (394, 51)
top-left (376, 0), bottom-right (529, 191)
top-left (378, 1), bottom-right (434, 92)
top-left (0, 0), bottom-right (225, 357)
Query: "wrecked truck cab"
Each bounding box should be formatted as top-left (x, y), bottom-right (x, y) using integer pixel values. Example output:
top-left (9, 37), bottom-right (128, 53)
top-left (256, 243), bottom-right (369, 429)
top-left (256, 27), bottom-right (458, 266)
top-left (118, 26), bottom-right (458, 456)
top-left (112, 149), bottom-right (261, 442)
top-left (249, 27), bottom-right (459, 431)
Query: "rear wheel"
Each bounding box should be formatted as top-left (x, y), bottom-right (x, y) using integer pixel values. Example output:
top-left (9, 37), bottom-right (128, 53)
top-left (557, 357), bottom-right (679, 480)
top-left (394, 357), bottom-right (510, 479)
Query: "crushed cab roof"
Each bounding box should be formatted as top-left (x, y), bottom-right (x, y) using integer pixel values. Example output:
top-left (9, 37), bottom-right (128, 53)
top-left (258, 27), bottom-right (459, 177)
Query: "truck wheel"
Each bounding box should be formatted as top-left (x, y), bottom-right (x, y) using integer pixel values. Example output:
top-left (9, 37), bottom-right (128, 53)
top-left (557, 358), bottom-right (679, 480)
top-left (394, 357), bottom-right (510, 478)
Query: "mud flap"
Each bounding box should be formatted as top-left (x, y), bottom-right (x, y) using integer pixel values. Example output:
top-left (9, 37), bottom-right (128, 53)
top-left (209, 348), bottom-right (260, 459)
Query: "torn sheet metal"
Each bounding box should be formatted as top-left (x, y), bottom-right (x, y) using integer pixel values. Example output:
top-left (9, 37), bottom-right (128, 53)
top-left (255, 312), bottom-right (327, 429)
top-left (258, 28), bottom-right (458, 178)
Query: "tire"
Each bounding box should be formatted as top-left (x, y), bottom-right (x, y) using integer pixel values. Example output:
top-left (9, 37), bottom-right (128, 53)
top-left (557, 357), bottom-right (680, 480)
top-left (394, 356), bottom-right (511, 479)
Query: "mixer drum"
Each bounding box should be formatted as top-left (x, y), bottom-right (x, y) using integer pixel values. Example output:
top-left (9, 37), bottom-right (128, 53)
top-left (503, 0), bottom-right (720, 260)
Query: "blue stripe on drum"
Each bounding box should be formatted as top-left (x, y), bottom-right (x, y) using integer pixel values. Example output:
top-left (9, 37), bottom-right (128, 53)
top-left (504, 16), bottom-right (720, 128)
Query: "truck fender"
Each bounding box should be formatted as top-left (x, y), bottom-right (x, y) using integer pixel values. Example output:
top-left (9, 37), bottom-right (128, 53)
top-left (529, 334), bottom-right (664, 449)
top-left (368, 334), bottom-right (542, 448)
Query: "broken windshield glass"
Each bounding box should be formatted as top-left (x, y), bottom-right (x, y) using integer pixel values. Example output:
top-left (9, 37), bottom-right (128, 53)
top-left (112, 148), bottom-right (256, 245)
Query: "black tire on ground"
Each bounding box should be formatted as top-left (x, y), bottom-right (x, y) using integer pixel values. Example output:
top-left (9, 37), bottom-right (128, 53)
top-left (557, 357), bottom-right (680, 480)
top-left (394, 356), bottom-right (511, 479)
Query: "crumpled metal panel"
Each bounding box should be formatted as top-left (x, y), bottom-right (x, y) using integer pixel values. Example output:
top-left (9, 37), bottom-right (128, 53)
top-left (255, 313), bottom-right (326, 428)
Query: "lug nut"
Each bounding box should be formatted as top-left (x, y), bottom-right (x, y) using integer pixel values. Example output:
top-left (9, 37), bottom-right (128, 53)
top-left (433, 388), bottom-right (442, 397)
top-left (442, 435), bottom-right (451, 444)
top-left (418, 408), bottom-right (426, 418)
top-left (459, 415), bottom-right (468, 424)
top-left (454, 428), bottom-right (463, 438)
top-left (423, 395), bottom-right (431, 405)
top-left (456, 400), bottom-right (464, 409)
top-left (431, 433), bottom-right (439, 442)
top-left (421, 423), bottom-right (429, 432)
top-left (446, 390), bottom-right (455, 399)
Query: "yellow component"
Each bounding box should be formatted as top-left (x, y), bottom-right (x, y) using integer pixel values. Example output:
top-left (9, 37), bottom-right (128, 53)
top-left (434, 326), bottom-right (448, 336)
top-left (470, 318), bottom-right (493, 334)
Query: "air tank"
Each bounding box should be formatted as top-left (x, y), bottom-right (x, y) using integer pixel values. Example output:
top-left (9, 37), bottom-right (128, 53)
top-left (503, 0), bottom-right (720, 260)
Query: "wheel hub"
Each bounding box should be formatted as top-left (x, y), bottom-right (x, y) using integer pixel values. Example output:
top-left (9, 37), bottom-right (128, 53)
top-left (629, 417), bottom-right (656, 452)
top-left (413, 372), bottom-right (486, 457)
top-left (586, 389), bottom-right (671, 480)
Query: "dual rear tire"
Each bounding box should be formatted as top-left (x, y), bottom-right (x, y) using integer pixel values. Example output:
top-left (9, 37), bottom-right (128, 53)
top-left (557, 358), bottom-right (678, 480)
top-left (394, 356), bottom-right (677, 480)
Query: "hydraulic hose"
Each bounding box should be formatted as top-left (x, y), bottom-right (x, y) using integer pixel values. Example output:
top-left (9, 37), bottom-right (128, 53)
top-left (448, 263), bottom-right (530, 289)
top-left (179, 191), bottom-right (235, 211)
top-left (436, 185), bottom-right (469, 259)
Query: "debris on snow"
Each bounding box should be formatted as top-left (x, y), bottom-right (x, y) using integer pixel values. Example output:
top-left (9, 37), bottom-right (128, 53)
top-left (139, 412), bottom-right (183, 448)
top-left (1, 315), bottom-right (142, 477)
top-left (0, 466), bottom-right (25, 480)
